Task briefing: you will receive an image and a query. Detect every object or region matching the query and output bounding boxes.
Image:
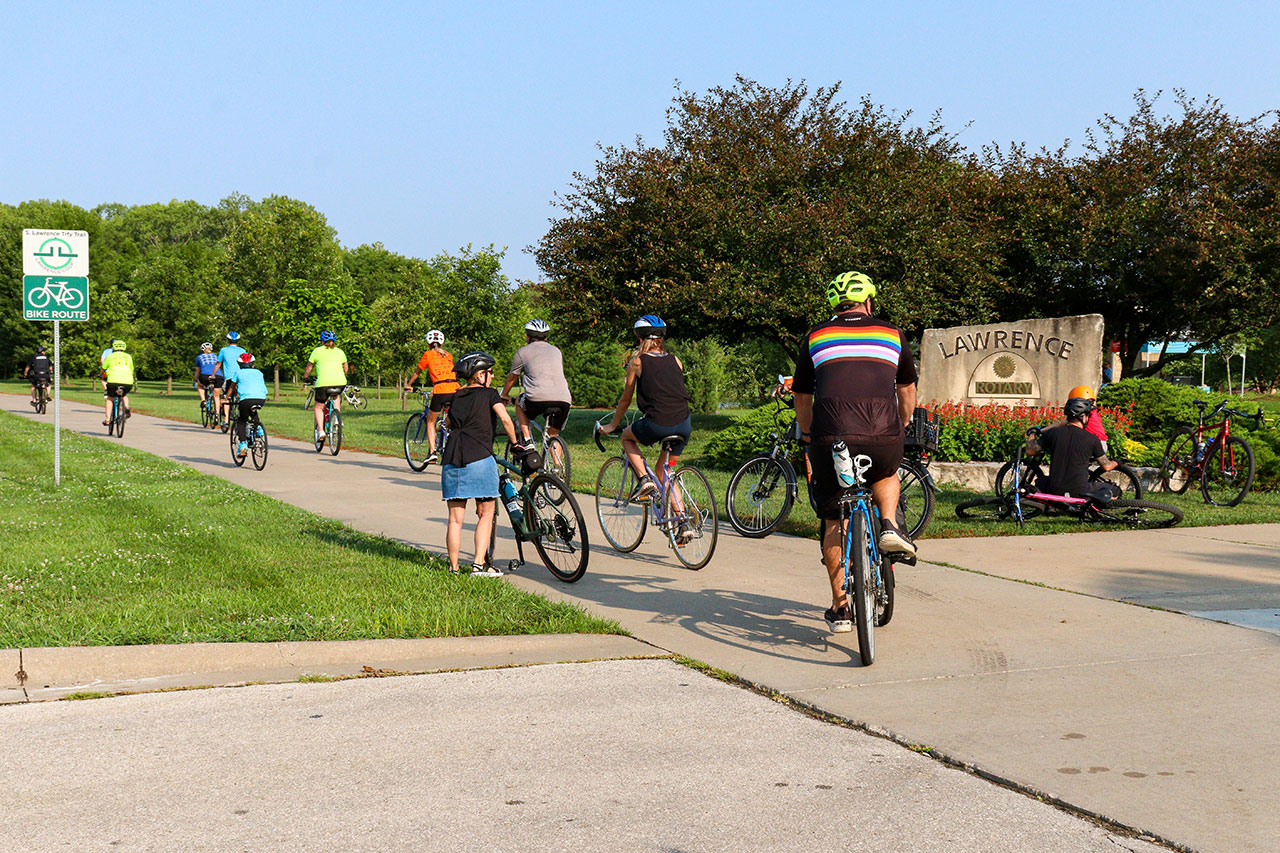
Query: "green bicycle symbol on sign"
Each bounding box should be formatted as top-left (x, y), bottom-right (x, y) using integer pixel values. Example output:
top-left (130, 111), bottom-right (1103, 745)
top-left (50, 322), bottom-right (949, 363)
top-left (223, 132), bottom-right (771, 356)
top-left (28, 277), bottom-right (86, 309)
top-left (33, 238), bottom-right (78, 272)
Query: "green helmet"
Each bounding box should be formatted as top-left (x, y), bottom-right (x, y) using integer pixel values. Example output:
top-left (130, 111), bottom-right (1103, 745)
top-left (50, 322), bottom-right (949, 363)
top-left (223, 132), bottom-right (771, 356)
top-left (826, 271), bottom-right (876, 309)
top-left (111, 339), bottom-right (127, 352)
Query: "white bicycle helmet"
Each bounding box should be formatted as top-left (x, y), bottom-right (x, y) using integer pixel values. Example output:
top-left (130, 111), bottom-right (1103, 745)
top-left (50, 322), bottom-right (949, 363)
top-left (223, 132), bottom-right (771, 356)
top-left (524, 319), bottom-right (551, 334)
top-left (426, 329), bottom-right (445, 345)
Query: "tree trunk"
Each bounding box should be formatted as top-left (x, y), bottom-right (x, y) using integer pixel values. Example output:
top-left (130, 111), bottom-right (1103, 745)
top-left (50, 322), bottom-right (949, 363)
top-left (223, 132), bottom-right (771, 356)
top-left (273, 366), bottom-right (280, 402)
top-left (377, 376), bottom-right (381, 400)
top-left (166, 375), bottom-right (172, 395)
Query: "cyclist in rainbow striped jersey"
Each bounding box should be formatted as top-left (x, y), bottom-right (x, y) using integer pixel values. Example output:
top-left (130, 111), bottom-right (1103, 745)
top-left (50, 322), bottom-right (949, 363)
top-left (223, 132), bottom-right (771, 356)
top-left (792, 271), bottom-right (918, 633)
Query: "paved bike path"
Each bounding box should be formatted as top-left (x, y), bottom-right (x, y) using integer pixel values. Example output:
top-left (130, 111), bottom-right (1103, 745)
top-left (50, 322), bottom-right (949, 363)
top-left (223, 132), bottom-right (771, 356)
top-left (5, 395), bottom-right (1279, 852)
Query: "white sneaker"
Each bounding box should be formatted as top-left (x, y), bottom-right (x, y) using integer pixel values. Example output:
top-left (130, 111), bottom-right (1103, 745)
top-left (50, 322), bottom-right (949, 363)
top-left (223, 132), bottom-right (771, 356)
top-left (878, 523), bottom-right (917, 557)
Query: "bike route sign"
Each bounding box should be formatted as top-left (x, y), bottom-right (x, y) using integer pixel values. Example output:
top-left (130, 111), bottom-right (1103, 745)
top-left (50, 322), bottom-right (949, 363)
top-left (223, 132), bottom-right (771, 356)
top-left (22, 229), bottom-right (89, 321)
top-left (23, 276), bottom-right (90, 321)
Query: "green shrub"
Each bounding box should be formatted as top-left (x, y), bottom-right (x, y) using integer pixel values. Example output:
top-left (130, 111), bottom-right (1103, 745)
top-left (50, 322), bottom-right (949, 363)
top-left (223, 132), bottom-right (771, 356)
top-left (1098, 378), bottom-right (1234, 442)
top-left (668, 338), bottom-right (729, 415)
top-left (702, 401), bottom-right (797, 470)
top-left (561, 338), bottom-right (626, 408)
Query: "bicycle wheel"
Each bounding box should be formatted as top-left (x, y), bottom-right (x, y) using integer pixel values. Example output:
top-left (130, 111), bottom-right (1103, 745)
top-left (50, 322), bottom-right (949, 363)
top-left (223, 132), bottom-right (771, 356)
top-left (403, 413), bottom-right (430, 471)
top-left (544, 435), bottom-right (572, 487)
top-left (37, 387), bottom-right (48, 415)
top-left (302, 388), bottom-right (314, 410)
top-left (352, 393), bottom-right (368, 410)
top-left (199, 399), bottom-right (210, 428)
top-left (108, 399), bottom-right (117, 436)
top-left (220, 398), bottom-right (235, 433)
top-left (994, 458), bottom-right (1044, 497)
top-left (666, 466), bottom-right (717, 570)
top-left (594, 457), bottom-right (647, 552)
top-left (1201, 436), bottom-right (1254, 507)
top-left (724, 454), bottom-right (794, 538)
top-left (848, 510), bottom-right (875, 666)
top-left (115, 400), bottom-right (126, 437)
top-left (526, 472), bottom-right (589, 583)
top-left (230, 424), bottom-right (246, 467)
top-left (314, 414), bottom-right (326, 452)
top-left (1092, 462), bottom-right (1142, 499)
top-left (329, 410), bottom-right (342, 455)
top-left (1159, 428), bottom-right (1197, 494)
top-left (252, 428), bottom-right (269, 471)
top-left (875, 556), bottom-right (895, 628)
top-left (1092, 498), bottom-right (1183, 529)
top-left (897, 459), bottom-right (934, 539)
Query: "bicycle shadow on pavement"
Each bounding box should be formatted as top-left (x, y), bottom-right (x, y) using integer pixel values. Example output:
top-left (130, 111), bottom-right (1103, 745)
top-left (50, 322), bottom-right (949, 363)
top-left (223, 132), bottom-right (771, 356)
top-left (518, 568), bottom-right (864, 668)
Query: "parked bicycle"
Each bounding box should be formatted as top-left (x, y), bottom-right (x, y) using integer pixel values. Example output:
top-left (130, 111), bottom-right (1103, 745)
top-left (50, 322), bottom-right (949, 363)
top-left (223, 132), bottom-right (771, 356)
top-left (593, 421), bottom-right (717, 570)
top-left (403, 386), bottom-right (450, 471)
top-left (958, 446), bottom-right (1182, 529)
top-left (1159, 399), bottom-right (1266, 506)
top-left (724, 399), bottom-right (936, 540)
top-left (995, 449), bottom-right (1143, 500)
top-left (304, 383), bottom-right (365, 411)
top-left (836, 453), bottom-right (896, 667)
top-left (230, 405), bottom-right (269, 470)
top-left (484, 449), bottom-right (589, 583)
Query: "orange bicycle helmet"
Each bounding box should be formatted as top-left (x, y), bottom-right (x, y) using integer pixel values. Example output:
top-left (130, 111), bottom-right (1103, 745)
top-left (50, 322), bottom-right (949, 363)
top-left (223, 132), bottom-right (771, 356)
top-left (1067, 385), bottom-right (1096, 400)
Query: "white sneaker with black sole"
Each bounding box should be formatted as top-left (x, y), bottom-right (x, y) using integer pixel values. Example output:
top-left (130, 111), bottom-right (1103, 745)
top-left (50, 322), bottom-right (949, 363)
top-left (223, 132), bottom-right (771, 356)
top-left (878, 522), bottom-right (917, 557)
top-left (824, 605), bottom-right (853, 633)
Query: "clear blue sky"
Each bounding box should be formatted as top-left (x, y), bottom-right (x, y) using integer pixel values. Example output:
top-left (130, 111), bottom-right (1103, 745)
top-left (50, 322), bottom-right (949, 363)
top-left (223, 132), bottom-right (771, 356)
top-left (2, 1), bottom-right (1276, 284)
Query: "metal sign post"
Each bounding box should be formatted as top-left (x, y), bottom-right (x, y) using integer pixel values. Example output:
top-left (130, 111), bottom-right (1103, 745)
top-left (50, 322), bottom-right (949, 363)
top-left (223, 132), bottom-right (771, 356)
top-left (22, 229), bottom-right (90, 487)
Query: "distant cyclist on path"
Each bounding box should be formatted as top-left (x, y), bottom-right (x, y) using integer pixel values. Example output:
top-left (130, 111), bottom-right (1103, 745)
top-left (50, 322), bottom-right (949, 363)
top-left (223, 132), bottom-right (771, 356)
top-left (231, 352), bottom-right (269, 460)
top-left (792, 272), bottom-right (918, 634)
top-left (24, 345), bottom-right (52, 408)
top-left (302, 330), bottom-right (349, 446)
top-left (500, 319), bottom-right (573, 455)
top-left (100, 339), bottom-right (136, 426)
top-left (213, 332), bottom-right (246, 424)
top-left (194, 342), bottom-right (219, 409)
top-left (405, 329), bottom-right (458, 464)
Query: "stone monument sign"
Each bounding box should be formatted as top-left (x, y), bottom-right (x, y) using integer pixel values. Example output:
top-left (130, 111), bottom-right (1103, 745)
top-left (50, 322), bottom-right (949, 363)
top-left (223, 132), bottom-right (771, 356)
top-left (917, 314), bottom-right (1104, 407)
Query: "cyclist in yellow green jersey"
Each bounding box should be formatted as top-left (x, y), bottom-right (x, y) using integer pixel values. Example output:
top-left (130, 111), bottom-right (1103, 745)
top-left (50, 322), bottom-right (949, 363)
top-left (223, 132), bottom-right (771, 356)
top-left (301, 330), bottom-right (349, 445)
top-left (101, 339), bottom-right (136, 426)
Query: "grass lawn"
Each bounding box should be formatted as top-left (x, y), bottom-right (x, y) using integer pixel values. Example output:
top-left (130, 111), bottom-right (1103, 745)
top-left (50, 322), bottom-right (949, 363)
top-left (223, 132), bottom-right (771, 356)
top-left (5, 378), bottom-right (1278, 541)
top-left (0, 409), bottom-right (619, 647)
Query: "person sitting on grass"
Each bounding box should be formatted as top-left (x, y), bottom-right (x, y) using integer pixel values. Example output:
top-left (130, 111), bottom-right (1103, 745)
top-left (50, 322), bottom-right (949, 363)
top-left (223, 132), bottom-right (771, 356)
top-left (231, 352), bottom-right (269, 460)
top-left (440, 351), bottom-right (525, 576)
top-left (101, 339), bottom-right (135, 426)
top-left (1025, 392), bottom-right (1118, 499)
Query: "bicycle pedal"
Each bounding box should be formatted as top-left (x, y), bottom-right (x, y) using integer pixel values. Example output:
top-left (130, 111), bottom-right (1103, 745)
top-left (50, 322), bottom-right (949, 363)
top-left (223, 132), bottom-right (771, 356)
top-left (892, 553), bottom-right (917, 567)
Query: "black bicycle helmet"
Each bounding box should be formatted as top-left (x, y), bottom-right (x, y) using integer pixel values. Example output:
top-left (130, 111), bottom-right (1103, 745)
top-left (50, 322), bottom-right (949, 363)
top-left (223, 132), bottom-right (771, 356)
top-left (1064, 396), bottom-right (1096, 421)
top-left (454, 351), bottom-right (496, 381)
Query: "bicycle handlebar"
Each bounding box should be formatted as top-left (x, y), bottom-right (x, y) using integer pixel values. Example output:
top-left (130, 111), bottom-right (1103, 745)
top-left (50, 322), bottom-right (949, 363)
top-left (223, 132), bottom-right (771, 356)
top-left (593, 423), bottom-right (608, 453)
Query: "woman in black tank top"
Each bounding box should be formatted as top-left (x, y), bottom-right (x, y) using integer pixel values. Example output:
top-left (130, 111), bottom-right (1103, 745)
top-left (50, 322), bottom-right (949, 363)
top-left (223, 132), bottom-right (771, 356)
top-left (600, 316), bottom-right (693, 501)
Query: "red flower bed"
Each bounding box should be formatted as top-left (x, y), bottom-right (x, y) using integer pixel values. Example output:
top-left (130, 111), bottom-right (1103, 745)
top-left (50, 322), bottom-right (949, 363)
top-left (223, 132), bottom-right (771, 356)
top-left (929, 401), bottom-right (1133, 462)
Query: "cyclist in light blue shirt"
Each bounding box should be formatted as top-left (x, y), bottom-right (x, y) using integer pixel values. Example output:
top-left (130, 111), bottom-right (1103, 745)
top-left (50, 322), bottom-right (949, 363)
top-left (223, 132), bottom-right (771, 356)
top-left (213, 331), bottom-right (246, 425)
top-left (232, 352), bottom-right (268, 459)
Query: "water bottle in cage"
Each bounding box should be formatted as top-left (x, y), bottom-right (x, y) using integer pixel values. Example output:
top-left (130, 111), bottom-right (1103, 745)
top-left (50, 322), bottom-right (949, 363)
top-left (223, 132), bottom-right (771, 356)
top-left (1194, 441), bottom-right (1207, 463)
top-left (832, 440), bottom-right (856, 487)
top-left (499, 474), bottom-right (524, 527)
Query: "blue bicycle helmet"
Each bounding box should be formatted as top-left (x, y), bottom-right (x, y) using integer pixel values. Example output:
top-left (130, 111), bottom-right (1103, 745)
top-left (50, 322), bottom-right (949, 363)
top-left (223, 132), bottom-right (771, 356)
top-left (226, 331), bottom-right (241, 342)
top-left (634, 315), bottom-right (667, 339)
top-left (319, 330), bottom-right (337, 342)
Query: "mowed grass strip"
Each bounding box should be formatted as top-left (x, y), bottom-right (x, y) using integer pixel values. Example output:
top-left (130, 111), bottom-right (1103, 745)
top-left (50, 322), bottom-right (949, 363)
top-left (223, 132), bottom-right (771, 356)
top-left (7, 380), bottom-right (1278, 539)
top-left (0, 410), bottom-right (620, 647)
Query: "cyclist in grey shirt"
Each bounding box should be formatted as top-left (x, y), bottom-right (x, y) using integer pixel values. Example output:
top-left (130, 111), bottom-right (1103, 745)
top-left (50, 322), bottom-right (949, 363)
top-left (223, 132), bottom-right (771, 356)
top-left (500, 319), bottom-right (573, 446)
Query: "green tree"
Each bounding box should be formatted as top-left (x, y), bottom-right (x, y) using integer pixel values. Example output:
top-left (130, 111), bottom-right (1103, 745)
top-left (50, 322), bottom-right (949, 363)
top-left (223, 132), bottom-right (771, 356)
top-left (534, 76), bottom-right (1005, 361)
top-left (260, 279), bottom-right (372, 376)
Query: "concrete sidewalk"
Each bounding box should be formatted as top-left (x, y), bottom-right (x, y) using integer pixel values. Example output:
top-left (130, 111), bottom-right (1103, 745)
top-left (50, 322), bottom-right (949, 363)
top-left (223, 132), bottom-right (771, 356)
top-left (5, 394), bottom-right (1279, 852)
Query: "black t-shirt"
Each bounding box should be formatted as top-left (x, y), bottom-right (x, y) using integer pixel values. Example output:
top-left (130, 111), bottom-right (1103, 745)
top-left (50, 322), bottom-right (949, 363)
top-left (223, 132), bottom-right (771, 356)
top-left (27, 354), bottom-right (52, 377)
top-left (442, 386), bottom-right (501, 468)
top-left (1039, 425), bottom-right (1105, 497)
top-left (792, 314), bottom-right (918, 444)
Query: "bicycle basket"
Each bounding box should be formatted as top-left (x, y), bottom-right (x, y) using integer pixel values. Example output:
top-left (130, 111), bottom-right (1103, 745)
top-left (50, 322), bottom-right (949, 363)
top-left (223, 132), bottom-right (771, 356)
top-left (904, 407), bottom-right (940, 452)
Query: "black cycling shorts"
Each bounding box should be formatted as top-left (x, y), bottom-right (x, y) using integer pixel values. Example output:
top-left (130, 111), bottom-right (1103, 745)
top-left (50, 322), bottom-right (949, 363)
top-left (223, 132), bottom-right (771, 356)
top-left (104, 383), bottom-right (133, 399)
top-left (806, 439), bottom-right (904, 521)
top-left (429, 391), bottom-right (455, 413)
top-left (30, 376), bottom-right (51, 387)
top-left (314, 385), bottom-right (344, 404)
top-left (519, 396), bottom-right (570, 430)
top-left (197, 374), bottom-right (216, 387)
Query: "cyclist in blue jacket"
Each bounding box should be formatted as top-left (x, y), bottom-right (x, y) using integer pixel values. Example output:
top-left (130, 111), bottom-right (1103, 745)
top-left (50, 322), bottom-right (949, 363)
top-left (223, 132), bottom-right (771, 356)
top-left (231, 352), bottom-right (269, 460)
